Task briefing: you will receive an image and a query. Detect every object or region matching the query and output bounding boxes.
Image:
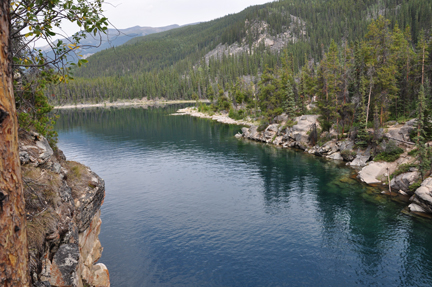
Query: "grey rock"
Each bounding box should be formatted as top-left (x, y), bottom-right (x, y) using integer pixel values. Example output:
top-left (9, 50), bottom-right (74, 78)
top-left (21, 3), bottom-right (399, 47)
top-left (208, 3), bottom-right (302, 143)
top-left (409, 177), bottom-right (432, 214)
top-left (274, 114), bottom-right (288, 123)
top-left (33, 282), bottom-right (51, 287)
top-left (59, 183), bottom-right (74, 206)
top-left (52, 243), bottom-right (80, 286)
top-left (286, 115), bottom-right (319, 144)
top-left (385, 120), bottom-right (416, 143)
top-left (52, 162), bottom-right (62, 174)
top-left (327, 152), bottom-right (343, 161)
top-left (348, 155), bottom-right (370, 167)
top-left (20, 151), bottom-right (30, 165)
top-left (409, 203), bottom-right (426, 213)
top-left (319, 140), bottom-right (338, 155)
top-left (75, 172), bottom-right (106, 233)
top-left (36, 136), bottom-right (54, 163)
top-left (390, 171), bottom-right (420, 193)
top-left (339, 140), bottom-right (354, 151)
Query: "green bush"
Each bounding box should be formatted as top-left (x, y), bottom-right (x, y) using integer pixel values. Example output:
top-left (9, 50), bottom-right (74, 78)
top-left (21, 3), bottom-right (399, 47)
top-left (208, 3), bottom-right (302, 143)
top-left (257, 119), bottom-right (269, 132)
top-left (374, 147), bottom-right (404, 162)
top-left (391, 163), bottom-right (417, 179)
top-left (408, 148), bottom-right (419, 156)
top-left (228, 108), bottom-right (245, 120)
top-left (198, 103), bottom-right (210, 113)
top-left (281, 120), bottom-right (297, 130)
top-left (409, 180), bottom-right (422, 193)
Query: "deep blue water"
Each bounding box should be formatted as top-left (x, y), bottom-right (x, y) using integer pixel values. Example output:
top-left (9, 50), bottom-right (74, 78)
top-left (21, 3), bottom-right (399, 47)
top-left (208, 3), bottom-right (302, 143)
top-left (55, 106), bottom-right (432, 287)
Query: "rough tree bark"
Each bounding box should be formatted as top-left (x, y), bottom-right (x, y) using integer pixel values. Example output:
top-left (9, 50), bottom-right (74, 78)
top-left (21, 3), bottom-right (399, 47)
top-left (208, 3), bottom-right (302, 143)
top-left (0, 1), bottom-right (30, 285)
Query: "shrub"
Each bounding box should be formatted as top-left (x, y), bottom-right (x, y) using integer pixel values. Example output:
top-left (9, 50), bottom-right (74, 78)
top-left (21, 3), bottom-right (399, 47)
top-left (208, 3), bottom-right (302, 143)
top-left (374, 148), bottom-right (404, 162)
top-left (409, 180), bottom-right (422, 193)
top-left (198, 103), bottom-right (210, 113)
top-left (281, 120), bottom-right (298, 130)
top-left (391, 163), bottom-right (417, 179)
top-left (374, 141), bottom-right (404, 162)
top-left (257, 119), bottom-right (269, 132)
top-left (228, 108), bottom-right (245, 120)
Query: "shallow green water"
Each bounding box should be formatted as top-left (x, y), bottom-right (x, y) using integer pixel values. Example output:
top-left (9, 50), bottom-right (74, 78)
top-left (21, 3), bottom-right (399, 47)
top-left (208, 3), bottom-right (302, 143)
top-left (55, 105), bottom-right (432, 287)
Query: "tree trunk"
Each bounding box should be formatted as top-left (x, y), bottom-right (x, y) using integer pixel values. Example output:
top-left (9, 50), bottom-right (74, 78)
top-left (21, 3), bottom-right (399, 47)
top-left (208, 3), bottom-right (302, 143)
top-left (0, 1), bottom-right (30, 285)
top-left (365, 84), bottom-right (373, 131)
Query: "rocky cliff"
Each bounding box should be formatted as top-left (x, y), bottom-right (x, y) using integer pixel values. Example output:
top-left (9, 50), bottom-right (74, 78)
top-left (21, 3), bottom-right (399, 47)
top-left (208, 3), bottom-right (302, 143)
top-left (19, 131), bottom-right (109, 287)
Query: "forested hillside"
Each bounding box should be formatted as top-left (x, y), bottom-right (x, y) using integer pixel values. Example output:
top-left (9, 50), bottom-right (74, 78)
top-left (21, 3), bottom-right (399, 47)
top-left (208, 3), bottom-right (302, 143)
top-left (49, 0), bottom-right (432, 104)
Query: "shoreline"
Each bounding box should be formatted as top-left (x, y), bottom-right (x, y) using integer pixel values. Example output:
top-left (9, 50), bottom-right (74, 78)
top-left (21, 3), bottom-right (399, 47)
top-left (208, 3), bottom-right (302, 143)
top-left (54, 99), bottom-right (206, 110)
top-left (173, 107), bottom-right (258, 126)
top-left (174, 107), bottom-right (432, 218)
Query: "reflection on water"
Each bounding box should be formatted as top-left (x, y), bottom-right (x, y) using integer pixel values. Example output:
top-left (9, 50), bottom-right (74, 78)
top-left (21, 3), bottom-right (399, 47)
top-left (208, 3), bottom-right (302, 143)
top-left (55, 106), bottom-right (432, 287)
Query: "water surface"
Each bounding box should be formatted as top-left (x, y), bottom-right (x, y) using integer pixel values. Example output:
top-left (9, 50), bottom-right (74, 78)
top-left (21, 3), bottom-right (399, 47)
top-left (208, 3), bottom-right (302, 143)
top-left (55, 106), bottom-right (432, 287)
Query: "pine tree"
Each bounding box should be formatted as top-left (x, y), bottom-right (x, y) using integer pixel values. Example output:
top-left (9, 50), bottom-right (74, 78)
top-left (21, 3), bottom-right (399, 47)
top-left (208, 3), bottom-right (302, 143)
top-left (415, 85), bottom-right (432, 179)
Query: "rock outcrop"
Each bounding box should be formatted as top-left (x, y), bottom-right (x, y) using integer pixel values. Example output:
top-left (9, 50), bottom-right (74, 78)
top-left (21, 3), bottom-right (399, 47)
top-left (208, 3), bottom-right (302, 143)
top-left (410, 177), bottom-right (432, 213)
top-left (390, 171), bottom-right (420, 194)
top-left (20, 131), bottom-right (109, 287)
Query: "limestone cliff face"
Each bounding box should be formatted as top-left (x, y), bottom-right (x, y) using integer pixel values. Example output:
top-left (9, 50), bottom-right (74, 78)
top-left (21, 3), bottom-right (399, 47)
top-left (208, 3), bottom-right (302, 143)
top-left (19, 131), bottom-right (109, 287)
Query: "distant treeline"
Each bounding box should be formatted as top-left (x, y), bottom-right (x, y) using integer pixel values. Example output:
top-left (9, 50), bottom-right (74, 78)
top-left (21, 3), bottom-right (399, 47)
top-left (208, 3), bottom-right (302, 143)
top-left (48, 0), bottom-right (432, 104)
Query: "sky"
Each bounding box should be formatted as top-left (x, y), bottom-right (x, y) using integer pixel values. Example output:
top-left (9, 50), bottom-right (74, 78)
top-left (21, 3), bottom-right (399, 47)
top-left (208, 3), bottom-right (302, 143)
top-left (104, 0), bottom-right (271, 28)
top-left (34, 0), bottom-right (273, 47)
top-left (55, 0), bottom-right (272, 38)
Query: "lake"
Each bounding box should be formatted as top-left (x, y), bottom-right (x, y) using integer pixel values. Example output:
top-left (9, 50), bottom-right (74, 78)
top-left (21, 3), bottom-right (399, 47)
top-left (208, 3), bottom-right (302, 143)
top-left (55, 105), bottom-right (432, 287)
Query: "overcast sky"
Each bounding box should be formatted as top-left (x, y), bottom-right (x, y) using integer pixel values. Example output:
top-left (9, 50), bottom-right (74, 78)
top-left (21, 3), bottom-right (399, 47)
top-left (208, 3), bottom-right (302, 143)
top-left (35, 0), bottom-right (272, 46)
top-left (103, 0), bottom-right (272, 28)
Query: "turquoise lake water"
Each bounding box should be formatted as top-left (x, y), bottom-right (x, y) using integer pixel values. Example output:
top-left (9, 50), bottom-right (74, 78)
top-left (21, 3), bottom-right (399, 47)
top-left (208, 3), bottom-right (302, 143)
top-left (55, 105), bottom-right (432, 287)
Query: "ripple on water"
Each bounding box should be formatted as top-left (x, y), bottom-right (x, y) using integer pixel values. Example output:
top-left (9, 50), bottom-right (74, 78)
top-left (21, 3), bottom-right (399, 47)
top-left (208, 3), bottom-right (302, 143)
top-left (55, 107), bottom-right (432, 287)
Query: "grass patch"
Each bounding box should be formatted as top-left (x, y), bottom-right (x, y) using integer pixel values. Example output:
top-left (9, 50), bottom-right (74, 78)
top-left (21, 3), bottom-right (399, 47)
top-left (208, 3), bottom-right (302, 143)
top-left (374, 147), bottom-right (404, 162)
top-left (66, 161), bottom-right (91, 198)
top-left (281, 119), bottom-right (298, 130)
top-left (27, 209), bottom-right (58, 253)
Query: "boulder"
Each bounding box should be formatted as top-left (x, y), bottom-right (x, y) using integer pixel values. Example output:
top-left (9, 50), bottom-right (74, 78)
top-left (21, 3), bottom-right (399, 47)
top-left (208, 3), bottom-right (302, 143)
top-left (286, 115), bottom-right (319, 144)
top-left (318, 140), bottom-right (338, 155)
top-left (358, 161), bottom-right (396, 184)
top-left (390, 171), bottom-right (420, 193)
top-left (274, 113), bottom-right (288, 123)
top-left (385, 120), bottom-right (416, 143)
top-left (410, 177), bottom-right (432, 213)
top-left (339, 140), bottom-right (354, 151)
top-left (348, 155), bottom-right (370, 167)
top-left (408, 203), bottom-right (426, 213)
top-left (264, 124), bottom-right (279, 142)
top-left (273, 136), bottom-right (284, 146)
top-left (327, 152), bottom-right (343, 161)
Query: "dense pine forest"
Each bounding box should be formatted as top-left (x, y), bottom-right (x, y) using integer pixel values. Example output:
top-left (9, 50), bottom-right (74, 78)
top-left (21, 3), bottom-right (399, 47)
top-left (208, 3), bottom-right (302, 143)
top-left (46, 0), bottom-right (432, 175)
top-left (48, 0), bottom-right (432, 105)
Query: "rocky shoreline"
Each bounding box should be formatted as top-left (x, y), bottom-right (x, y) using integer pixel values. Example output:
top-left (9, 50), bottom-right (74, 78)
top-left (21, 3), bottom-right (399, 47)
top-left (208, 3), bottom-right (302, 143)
top-left (20, 131), bottom-right (110, 287)
top-left (174, 107), bottom-right (432, 216)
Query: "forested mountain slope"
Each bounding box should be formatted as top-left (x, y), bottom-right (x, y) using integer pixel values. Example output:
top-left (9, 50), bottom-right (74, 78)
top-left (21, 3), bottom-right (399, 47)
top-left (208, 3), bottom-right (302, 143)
top-left (50, 0), bottom-right (432, 103)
